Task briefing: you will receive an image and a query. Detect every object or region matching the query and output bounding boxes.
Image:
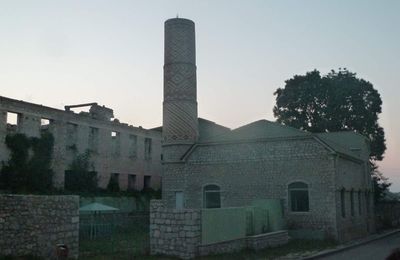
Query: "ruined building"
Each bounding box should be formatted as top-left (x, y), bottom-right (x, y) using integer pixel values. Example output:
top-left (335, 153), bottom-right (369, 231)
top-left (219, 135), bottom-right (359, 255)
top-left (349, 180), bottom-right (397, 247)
top-left (0, 96), bottom-right (161, 190)
top-left (151, 17), bottom-right (375, 258)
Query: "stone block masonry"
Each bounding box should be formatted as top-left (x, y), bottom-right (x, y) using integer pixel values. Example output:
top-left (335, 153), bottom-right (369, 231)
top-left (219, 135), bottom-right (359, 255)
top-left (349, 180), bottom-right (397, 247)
top-left (0, 194), bottom-right (79, 259)
top-left (150, 200), bottom-right (289, 259)
top-left (150, 200), bottom-right (201, 259)
top-left (198, 231), bottom-right (289, 256)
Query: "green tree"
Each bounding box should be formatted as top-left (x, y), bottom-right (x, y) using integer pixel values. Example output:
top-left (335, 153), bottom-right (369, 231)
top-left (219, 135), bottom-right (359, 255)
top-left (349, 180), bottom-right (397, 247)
top-left (65, 150), bottom-right (97, 192)
top-left (107, 174), bottom-right (120, 192)
top-left (0, 132), bottom-right (54, 192)
top-left (273, 69), bottom-right (388, 199)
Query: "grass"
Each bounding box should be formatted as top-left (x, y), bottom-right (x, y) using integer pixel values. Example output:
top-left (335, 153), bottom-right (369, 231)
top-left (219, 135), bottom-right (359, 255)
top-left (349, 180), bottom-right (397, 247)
top-left (79, 239), bottom-right (337, 260)
top-left (0, 238), bottom-right (336, 260)
top-left (79, 213), bottom-right (337, 259)
top-left (79, 227), bottom-right (149, 259)
top-left (0, 257), bottom-right (44, 260)
top-left (79, 214), bottom-right (150, 260)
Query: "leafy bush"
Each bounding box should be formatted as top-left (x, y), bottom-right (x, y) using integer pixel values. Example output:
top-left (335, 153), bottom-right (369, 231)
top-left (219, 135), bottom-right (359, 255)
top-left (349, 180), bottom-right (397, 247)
top-left (65, 150), bottom-right (98, 192)
top-left (0, 132), bottom-right (54, 192)
top-left (107, 175), bottom-right (120, 192)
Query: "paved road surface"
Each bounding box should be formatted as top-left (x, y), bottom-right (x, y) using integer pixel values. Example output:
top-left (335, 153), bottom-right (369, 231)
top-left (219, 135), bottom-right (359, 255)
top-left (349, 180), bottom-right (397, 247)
top-left (317, 232), bottom-right (400, 260)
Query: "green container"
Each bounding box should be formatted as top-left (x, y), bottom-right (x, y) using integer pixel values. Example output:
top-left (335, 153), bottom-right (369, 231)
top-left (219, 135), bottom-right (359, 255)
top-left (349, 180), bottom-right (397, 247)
top-left (202, 207), bottom-right (247, 244)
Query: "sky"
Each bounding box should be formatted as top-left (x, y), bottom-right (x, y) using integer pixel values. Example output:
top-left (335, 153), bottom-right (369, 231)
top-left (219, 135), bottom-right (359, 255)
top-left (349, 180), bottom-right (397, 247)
top-left (1, 0), bottom-right (400, 190)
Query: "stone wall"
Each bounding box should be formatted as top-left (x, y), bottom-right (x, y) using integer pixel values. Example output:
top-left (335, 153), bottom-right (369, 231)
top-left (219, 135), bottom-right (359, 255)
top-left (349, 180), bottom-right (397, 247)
top-left (150, 200), bottom-right (289, 259)
top-left (0, 194), bottom-right (79, 259)
top-left (162, 138), bottom-right (339, 240)
top-left (162, 135), bottom-right (374, 242)
top-left (150, 200), bottom-right (201, 259)
top-left (0, 96), bottom-right (162, 190)
top-left (334, 157), bottom-right (375, 242)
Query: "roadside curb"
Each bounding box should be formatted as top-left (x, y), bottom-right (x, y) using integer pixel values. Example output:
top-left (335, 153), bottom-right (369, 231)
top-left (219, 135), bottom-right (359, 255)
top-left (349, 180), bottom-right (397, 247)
top-left (302, 229), bottom-right (400, 259)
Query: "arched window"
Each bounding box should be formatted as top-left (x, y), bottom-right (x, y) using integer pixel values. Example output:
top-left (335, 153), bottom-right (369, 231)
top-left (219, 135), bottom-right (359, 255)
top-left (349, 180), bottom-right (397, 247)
top-left (288, 182), bottom-right (309, 212)
top-left (203, 184), bottom-right (221, 208)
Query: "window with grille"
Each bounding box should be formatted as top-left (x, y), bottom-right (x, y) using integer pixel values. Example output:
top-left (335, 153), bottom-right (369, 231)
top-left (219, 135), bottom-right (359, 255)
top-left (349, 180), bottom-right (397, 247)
top-left (144, 138), bottom-right (152, 160)
top-left (203, 184), bottom-right (221, 209)
top-left (288, 182), bottom-right (309, 212)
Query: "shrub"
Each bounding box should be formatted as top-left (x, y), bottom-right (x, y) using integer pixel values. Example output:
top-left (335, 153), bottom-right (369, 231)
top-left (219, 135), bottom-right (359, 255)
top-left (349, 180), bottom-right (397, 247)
top-left (65, 151), bottom-right (97, 192)
top-left (0, 132), bottom-right (54, 192)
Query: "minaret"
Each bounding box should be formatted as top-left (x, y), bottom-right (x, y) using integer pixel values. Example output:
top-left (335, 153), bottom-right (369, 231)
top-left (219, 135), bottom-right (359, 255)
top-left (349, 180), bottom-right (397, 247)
top-left (163, 18), bottom-right (198, 161)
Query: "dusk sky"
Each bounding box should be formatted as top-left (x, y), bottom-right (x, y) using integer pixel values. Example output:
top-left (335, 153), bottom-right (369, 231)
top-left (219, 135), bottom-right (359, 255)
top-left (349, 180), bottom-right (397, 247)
top-left (1, 1), bottom-right (399, 190)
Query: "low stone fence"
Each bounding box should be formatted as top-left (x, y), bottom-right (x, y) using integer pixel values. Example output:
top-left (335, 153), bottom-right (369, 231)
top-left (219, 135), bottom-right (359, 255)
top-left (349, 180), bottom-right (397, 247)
top-left (0, 194), bottom-right (79, 259)
top-left (198, 230), bottom-right (288, 256)
top-left (150, 200), bottom-right (201, 259)
top-left (150, 200), bottom-right (288, 259)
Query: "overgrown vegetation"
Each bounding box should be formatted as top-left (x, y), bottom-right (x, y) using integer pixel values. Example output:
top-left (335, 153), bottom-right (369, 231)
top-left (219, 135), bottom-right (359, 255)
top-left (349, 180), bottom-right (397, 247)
top-left (79, 213), bottom-right (150, 259)
top-left (60, 187), bottom-right (161, 199)
top-left (65, 150), bottom-right (98, 192)
top-left (107, 175), bottom-right (120, 192)
top-left (0, 133), bottom-right (161, 199)
top-left (78, 239), bottom-right (337, 260)
top-left (0, 255), bottom-right (44, 260)
top-left (0, 132), bottom-right (54, 193)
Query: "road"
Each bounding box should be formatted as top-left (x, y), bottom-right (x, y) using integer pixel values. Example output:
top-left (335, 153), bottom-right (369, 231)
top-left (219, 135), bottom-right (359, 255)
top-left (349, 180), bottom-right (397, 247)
top-left (316, 232), bottom-right (400, 260)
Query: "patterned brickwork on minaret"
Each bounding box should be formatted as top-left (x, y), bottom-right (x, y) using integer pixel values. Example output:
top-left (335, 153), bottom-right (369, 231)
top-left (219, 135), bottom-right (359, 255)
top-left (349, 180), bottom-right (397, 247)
top-left (163, 18), bottom-right (198, 160)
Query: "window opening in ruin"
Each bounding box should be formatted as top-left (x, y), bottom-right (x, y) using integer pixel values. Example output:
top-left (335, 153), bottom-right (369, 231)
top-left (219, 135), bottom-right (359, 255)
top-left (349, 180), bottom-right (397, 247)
top-left (41, 118), bottom-right (50, 126)
top-left (358, 190), bottom-right (362, 215)
top-left (366, 191), bottom-right (370, 214)
top-left (88, 127), bottom-right (99, 153)
top-left (350, 190), bottom-right (355, 217)
top-left (111, 131), bottom-right (120, 156)
top-left (341, 189), bottom-right (346, 218)
top-left (143, 176), bottom-right (151, 189)
top-left (64, 170), bottom-right (73, 190)
top-left (288, 182), bottom-right (309, 212)
top-left (66, 123), bottom-right (78, 150)
top-left (203, 184), bottom-right (221, 209)
top-left (6, 112), bottom-right (21, 131)
top-left (129, 135), bottom-right (137, 158)
top-left (175, 191), bottom-right (184, 210)
top-left (40, 118), bottom-right (51, 132)
top-left (128, 174), bottom-right (136, 190)
top-left (144, 138), bottom-right (152, 160)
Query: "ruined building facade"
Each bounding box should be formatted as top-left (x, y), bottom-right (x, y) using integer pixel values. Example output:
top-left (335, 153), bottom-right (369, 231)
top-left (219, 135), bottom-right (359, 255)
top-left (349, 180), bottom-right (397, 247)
top-left (0, 96), bottom-right (161, 190)
top-left (160, 17), bottom-right (375, 243)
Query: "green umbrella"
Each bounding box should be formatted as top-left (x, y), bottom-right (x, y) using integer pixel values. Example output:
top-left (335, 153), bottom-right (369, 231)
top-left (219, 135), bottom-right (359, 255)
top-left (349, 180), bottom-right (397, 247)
top-left (79, 202), bottom-right (119, 240)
